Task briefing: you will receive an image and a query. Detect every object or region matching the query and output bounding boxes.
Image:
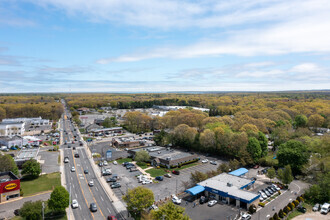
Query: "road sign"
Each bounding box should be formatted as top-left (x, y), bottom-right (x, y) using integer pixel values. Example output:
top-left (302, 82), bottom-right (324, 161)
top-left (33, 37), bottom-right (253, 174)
top-left (106, 150), bottom-right (112, 159)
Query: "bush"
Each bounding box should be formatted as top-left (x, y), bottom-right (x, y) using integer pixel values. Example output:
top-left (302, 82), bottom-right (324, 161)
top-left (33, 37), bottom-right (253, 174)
top-left (284, 206), bottom-right (291, 213)
top-left (136, 162), bottom-right (146, 167)
top-left (293, 200), bottom-right (299, 206)
top-left (20, 188), bottom-right (24, 197)
top-left (248, 204), bottom-right (256, 214)
top-left (299, 196), bottom-right (304, 202)
top-left (288, 203), bottom-right (294, 210)
top-left (279, 209), bottom-right (284, 218)
top-left (259, 202), bottom-right (265, 207)
top-left (269, 218), bottom-right (274, 220)
top-left (273, 213), bottom-right (279, 220)
top-left (291, 202), bottom-right (295, 208)
top-left (278, 191), bottom-right (281, 195)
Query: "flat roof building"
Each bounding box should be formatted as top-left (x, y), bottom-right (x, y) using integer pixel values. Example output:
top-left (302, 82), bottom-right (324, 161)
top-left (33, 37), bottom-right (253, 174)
top-left (14, 148), bottom-right (40, 168)
top-left (0, 171), bottom-right (20, 203)
top-left (0, 121), bottom-right (25, 137)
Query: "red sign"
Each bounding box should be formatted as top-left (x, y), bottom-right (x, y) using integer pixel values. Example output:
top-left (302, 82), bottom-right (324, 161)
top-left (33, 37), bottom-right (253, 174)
top-left (0, 179), bottom-right (20, 193)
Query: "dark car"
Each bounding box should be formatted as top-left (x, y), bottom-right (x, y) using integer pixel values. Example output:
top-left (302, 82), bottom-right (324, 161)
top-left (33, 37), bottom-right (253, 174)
top-left (111, 182), bottom-right (121, 189)
top-left (106, 177), bottom-right (117, 182)
top-left (90, 203), bottom-right (97, 212)
top-left (297, 206), bottom-right (306, 213)
top-left (79, 142), bottom-right (83, 146)
top-left (122, 162), bottom-right (129, 166)
top-left (155, 176), bottom-right (163, 181)
top-left (172, 170), bottom-right (180, 175)
top-left (74, 153), bottom-right (79, 158)
top-left (73, 146), bottom-right (76, 150)
top-left (68, 145), bottom-right (71, 148)
top-left (108, 216), bottom-right (117, 220)
top-left (199, 196), bottom-right (208, 204)
top-left (14, 209), bottom-right (20, 216)
top-left (84, 169), bottom-right (89, 174)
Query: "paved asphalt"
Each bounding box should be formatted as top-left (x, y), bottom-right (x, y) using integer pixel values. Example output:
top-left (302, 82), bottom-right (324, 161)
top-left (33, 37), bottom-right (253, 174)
top-left (61, 106), bottom-right (124, 220)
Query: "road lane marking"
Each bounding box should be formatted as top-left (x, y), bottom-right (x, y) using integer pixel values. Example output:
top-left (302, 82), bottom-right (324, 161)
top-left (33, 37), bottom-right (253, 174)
top-left (72, 185), bottom-right (75, 188)
top-left (107, 208), bottom-right (111, 213)
top-left (100, 196), bottom-right (104, 201)
top-left (95, 187), bottom-right (98, 191)
top-left (75, 193), bottom-right (77, 198)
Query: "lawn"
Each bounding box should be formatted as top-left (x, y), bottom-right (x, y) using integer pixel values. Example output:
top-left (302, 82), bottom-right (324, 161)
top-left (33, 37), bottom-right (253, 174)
top-left (174, 162), bottom-right (198, 171)
top-left (116, 158), bottom-right (133, 164)
top-left (20, 172), bottom-right (61, 196)
top-left (286, 203), bottom-right (312, 220)
top-left (146, 168), bottom-right (167, 177)
top-left (136, 162), bottom-right (150, 169)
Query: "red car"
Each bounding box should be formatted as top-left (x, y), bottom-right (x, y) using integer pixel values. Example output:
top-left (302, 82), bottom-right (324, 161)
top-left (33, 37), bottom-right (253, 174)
top-left (253, 165), bottom-right (259, 169)
top-left (172, 170), bottom-right (180, 175)
top-left (108, 216), bottom-right (117, 220)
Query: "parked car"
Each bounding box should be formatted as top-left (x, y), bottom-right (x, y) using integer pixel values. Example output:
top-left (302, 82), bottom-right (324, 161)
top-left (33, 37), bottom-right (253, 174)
top-left (98, 162), bottom-right (104, 167)
top-left (73, 146), bottom-right (76, 150)
top-left (208, 200), bottom-right (217, 207)
top-left (164, 173), bottom-right (172, 178)
top-left (111, 182), bottom-right (121, 189)
top-left (129, 167), bottom-right (138, 172)
top-left (71, 199), bottom-right (79, 209)
top-left (113, 161), bottom-right (118, 165)
top-left (71, 167), bottom-right (76, 172)
top-left (321, 203), bottom-right (330, 214)
top-left (210, 161), bottom-right (217, 165)
top-left (199, 196), bottom-right (208, 204)
top-left (106, 177), bottom-right (117, 182)
top-left (172, 195), bottom-right (182, 204)
top-left (142, 179), bottom-right (152, 185)
top-left (103, 161), bottom-right (108, 166)
top-left (90, 203), bottom-right (97, 212)
top-left (14, 209), bottom-right (20, 216)
top-left (155, 176), bottom-right (163, 181)
top-left (241, 213), bottom-right (251, 220)
top-left (102, 168), bottom-right (112, 176)
top-left (313, 203), bottom-right (320, 212)
top-left (172, 170), bottom-right (180, 175)
top-left (272, 184), bottom-right (281, 191)
top-left (297, 206), bottom-right (307, 213)
top-left (202, 159), bottom-right (208, 163)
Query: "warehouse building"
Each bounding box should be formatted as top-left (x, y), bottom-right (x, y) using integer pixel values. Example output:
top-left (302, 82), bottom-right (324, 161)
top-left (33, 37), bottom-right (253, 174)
top-left (185, 171), bottom-right (259, 210)
top-left (0, 171), bottom-right (20, 203)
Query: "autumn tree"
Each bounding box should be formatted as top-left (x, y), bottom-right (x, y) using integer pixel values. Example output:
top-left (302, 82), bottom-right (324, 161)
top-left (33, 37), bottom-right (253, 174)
top-left (134, 150), bottom-right (150, 163)
top-left (308, 114), bottom-right (325, 129)
top-left (123, 186), bottom-right (154, 218)
top-left (151, 202), bottom-right (191, 220)
top-left (172, 124), bottom-right (197, 149)
top-left (0, 154), bottom-right (19, 175)
top-left (199, 129), bottom-right (216, 151)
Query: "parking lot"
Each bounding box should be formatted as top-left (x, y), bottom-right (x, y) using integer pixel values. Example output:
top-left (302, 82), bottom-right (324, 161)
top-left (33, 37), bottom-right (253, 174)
top-left (38, 146), bottom-right (60, 174)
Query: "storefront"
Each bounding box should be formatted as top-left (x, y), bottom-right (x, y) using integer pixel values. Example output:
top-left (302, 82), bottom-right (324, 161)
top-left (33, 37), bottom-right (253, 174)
top-left (0, 172), bottom-right (20, 203)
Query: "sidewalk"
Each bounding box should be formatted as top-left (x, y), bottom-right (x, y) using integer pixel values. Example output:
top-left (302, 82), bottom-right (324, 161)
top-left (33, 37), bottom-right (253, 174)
top-left (131, 161), bottom-right (153, 179)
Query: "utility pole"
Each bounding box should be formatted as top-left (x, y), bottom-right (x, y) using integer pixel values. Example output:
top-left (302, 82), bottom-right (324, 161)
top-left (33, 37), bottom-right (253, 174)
top-left (176, 179), bottom-right (178, 194)
top-left (42, 202), bottom-right (45, 220)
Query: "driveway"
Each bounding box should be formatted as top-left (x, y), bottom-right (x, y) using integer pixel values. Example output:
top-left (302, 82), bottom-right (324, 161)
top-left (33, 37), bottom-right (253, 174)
top-left (38, 146), bottom-right (60, 174)
top-left (0, 192), bottom-right (51, 219)
top-left (292, 212), bottom-right (329, 220)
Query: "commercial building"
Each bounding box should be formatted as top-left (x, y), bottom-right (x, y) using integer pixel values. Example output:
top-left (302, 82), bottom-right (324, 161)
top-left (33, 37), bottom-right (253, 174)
top-left (128, 146), bottom-right (199, 168)
top-left (14, 148), bottom-right (40, 168)
top-left (112, 137), bottom-right (140, 148)
top-left (2, 117), bottom-right (51, 126)
top-left (0, 121), bottom-right (25, 137)
top-left (0, 171), bottom-right (20, 203)
top-left (185, 171), bottom-right (259, 210)
top-left (0, 136), bottom-right (23, 148)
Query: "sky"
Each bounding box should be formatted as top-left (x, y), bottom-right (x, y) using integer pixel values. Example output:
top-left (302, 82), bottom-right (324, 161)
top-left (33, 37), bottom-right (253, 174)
top-left (0, 0), bottom-right (330, 93)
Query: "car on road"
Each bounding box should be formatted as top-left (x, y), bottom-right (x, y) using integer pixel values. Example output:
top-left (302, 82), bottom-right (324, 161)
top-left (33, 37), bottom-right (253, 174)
top-left (202, 159), bottom-right (208, 163)
top-left (71, 199), bottom-right (79, 209)
top-left (110, 182), bottom-right (121, 189)
top-left (208, 200), bottom-right (217, 207)
top-left (313, 203), bottom-right (320, 212)
top-left (172, 195), bottom-right (182, 204)
top-left (84, 169), bottom-right (89, 174)
top-left (88, 180), bottom-right (94, 187)
top-left (79, 142), bottom-right (83, 146)
top-left (199, 196), bottom-right (208, 204)
top-left (241, 213), bottom-right (251, 220)
top-left (71, 167), bottom-right (75, 172)
top-left (68, 145), bottom-right (71, 148)
top-left (90, 203), bottom-right (97, 212)
top-left (107, 216), bottom-right (117, 220)
top-left (164, 173), bottom-right (171, 178)
top-left (73, 146), bottom-right (76, 150)
top-left (155, 176), bottom-right (163, 181)
top-left (64, 157), bottom-right (69, 163)
top-left (74, 153), bottom-right (79, 158)
top-left (172, 170), bottom-right (180, 175)
top-left (210, 161), bottom-right (217, 165)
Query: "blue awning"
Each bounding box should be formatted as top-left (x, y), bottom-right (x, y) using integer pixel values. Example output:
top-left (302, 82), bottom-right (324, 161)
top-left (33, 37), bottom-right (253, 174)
top-left (229, 168), bottom-right (248, 176)
top-left (185, 185), bottom-right (205, 196)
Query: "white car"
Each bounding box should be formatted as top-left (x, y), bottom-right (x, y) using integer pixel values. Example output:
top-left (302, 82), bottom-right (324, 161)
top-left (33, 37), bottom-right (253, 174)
top-left (103, 161), bottom-right (108, 166)
top-left (142, 179), bottom-right (152, 185)
top-left (241, 213), bottom-right (251, 220)
top-left (88, 180), bottom-right (94, 187)
top-left (71, 199), bottom-right (79, 209)
top-left (272, 184), bottom-right (281, 191)
top-left (113, 161), bottom-right (118, 165)
top-left (208, 200), bottom-right (217, 207)
top-left (71, 167), bottom-right (75, 172)
top-left (172, 195), bottom-right (182, 204)
top-left (202, 159), bottom-right (209, 163)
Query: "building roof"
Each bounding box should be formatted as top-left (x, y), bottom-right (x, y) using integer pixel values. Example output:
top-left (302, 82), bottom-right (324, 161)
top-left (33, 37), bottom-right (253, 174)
top-left (0, 171), bottom-right (19, 183)
top-left (229, 168), bottom-right (248, 176)
top-left (0, 136), bottom-right (22, 142)
top-left (130, 146), bottom-right (194, 161)
top-left (198, 173), bottom-right (259, 203)
top-left (15, 148), bottom-right (39, 161)
top-left (0, 121), bottom-right (25, 125)
top-left (185, 185), bottom-right (205, 196)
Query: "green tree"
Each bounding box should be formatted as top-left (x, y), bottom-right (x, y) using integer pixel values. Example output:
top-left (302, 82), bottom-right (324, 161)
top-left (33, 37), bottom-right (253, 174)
top-left (228, 159), bottom-right (240, 171)
top-left (190, 171), bottom-right (208, 184)
top-left (266, 167), bottom-right (276, 182)
top-left (247, 137), bottom-right (262, 163)
top-left (48, 186), bottom-right (70, 212)
top-left (277, 140), bottom-right (309, 174)
top-left (281, 165), bottom-right (294, 185)
top-left (279, 209), bottom-right (284, 218)
top-left (123, 186), bottom-right (154, 218)
top-left (258, 131), bottom-right (268, 157)
top-left (134, 150), bottom-right (150, 163)
top-left (294, 114), bottom-right (308, 128)
top-left (0, 154), bottom-right (19, 175)
top-left (151, 202), bottom-right (191, 220)
top-left (308, 114), bottom-right (325, 128)
top-left (22, 159), bottom-right (41, 178)
top-left (273, 212), bottom-right (279, 220)
top-left (305, 172), bottom-right (330, 204)
top-left (102, 117), bottom-right (117, 128)
top-left (20, 200), bottom-right (42, 220)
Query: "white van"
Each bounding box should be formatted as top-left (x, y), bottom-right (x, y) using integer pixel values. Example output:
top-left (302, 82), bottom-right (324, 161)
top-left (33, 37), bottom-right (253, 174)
top-left (320, 203), bottom-right (330, 214)
top-left (1, 146), bottom-right (8, 151)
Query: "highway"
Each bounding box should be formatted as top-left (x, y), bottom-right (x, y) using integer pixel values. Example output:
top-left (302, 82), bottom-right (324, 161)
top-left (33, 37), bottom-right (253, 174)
top-left (60, 101), bottom-right (123, 220)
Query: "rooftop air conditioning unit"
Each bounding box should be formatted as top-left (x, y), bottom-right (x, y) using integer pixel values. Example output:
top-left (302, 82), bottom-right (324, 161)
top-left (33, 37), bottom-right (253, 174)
top-left (166, 157), bottom-right (171, 161)
top-left (227, 182), bottom-right (233, 187)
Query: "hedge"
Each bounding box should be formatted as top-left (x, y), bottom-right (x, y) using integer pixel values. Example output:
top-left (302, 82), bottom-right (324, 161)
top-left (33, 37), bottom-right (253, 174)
top-left (259, 202), bottom-right (265, 207)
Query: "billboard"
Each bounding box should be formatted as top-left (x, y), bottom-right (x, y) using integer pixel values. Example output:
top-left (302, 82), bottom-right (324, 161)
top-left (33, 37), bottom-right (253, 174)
top-left (0, 179), bottom-right (20, 193)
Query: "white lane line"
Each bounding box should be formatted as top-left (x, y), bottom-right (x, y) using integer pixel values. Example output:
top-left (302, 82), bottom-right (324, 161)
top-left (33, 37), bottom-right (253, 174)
top-left (107, 208), bottom-right (111, 214)
top-left (72, 185), bottom-right (75, 188)
top-left (95, 187), bottom-right (98, 191)
top-left (100, 196), bottom-right (104, 201)
top-left (79, 206), bottom-right (81, 210)
top-left (75, 193), bottom-right (77, 198)
top-left (71, 177), bottom-right (73, 181)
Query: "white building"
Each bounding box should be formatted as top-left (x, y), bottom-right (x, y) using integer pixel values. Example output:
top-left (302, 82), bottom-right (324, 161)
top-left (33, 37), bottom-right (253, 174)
top-left (2, 117), bottom-right (51, 126)
top-left (0, 122), bottom-right (25, 137)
